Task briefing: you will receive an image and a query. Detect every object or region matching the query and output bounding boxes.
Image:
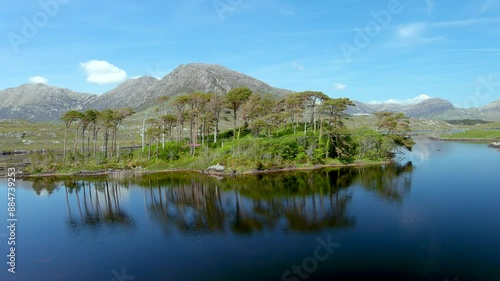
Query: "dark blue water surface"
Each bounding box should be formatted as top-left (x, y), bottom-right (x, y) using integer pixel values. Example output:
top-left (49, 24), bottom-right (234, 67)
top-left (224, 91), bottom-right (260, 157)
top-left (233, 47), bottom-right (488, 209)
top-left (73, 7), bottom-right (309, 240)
top-left (1, 141), bottom-right (499, 281)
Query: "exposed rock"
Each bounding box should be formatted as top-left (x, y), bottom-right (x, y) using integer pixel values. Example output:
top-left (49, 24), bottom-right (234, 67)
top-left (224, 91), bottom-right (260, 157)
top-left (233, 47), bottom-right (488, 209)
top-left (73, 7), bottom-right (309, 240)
top-left (488, 142), bottom-right (500, 148)
top-left (85, 76), bottom-right (159, 110)
top-left (1, 64), bottom-right (500, 122)
top-left (142, 63), bottom-right (293, 107)
top-left (207, 163), bottom-right (225, 172)
top-left (347, 98), bottom-right (479, 119)
top-left (0, 83), bottom-right (95, 121)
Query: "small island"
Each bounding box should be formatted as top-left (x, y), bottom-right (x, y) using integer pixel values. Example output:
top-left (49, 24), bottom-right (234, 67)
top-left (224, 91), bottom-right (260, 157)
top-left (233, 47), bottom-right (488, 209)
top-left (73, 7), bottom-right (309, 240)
top-left (8, 89), bottom-right (415, 177)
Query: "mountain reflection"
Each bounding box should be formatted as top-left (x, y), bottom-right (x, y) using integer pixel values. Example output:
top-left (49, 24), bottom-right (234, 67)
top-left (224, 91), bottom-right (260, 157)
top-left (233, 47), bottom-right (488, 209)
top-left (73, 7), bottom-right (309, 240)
top-left (27, 163), bottom-right (413, 234)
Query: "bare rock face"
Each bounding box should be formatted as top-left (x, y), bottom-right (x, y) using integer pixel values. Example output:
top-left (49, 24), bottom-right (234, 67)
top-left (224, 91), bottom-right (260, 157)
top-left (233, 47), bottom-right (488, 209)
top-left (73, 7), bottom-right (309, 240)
top-left (478, 100), bottom-right (500, 113)
top-left (405, 98), bottom-right (455, 117)
top-left (1, 63), bottom-right (500, 122)
top-left (347, 98), bottom-right (478, 119)
top-left (85, 76), bottom-right (159, 110)
top-left (85, 63), bottom-right (294, 110)
top-left (0, 83), bottom-right (96, 121)
top-left (0, 64), bottom-right (294, 121)
top-left (143, 63), bottom-right (293, 106)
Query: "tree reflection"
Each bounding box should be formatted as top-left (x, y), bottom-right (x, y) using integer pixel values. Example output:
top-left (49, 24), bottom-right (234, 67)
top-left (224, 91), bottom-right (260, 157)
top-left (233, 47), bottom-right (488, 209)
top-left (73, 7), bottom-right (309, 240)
top-left (357, 162), bottom-right (414, 201)
top-left (138, 164), bottom-right (413, 234)
top-left (63, 179), bottom-right (134, 230)
top-left (31, 177), bottom-right (60, 195)
top-left (144, 177), bottom-right (227, 234)
top-left (25, 163), bottom-right (413, 235)
top-left (138, 170), bottom-right (359, 235)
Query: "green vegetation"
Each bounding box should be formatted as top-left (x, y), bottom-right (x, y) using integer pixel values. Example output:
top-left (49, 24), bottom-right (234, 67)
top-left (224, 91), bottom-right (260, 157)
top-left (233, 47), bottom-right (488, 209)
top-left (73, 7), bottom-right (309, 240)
top-left (445, 119), bottom-right (492, 125)
top-left (461, 121), bottom-right (500, 130)
top-left (441, 130), bottom-right (500, 139)
top-left (21, 89), bottom-right (415, 175)
top-left (0, 120), bottom-right (64, 151)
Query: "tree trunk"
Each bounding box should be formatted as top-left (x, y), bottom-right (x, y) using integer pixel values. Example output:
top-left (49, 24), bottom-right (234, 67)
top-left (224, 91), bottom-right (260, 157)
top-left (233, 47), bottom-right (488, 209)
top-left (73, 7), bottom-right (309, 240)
top-left (73, 126), bottom-right (79, 155)
top-left (93, 127), bottom-right (98, 158)
top-left (148, 139), bottom-right (152, 160)
top-left (233, 109), bottom-right (237, 139)
top-left (156, 137), bottom-right (160, 159)
top-left (104, 128), bottom-right (109, 159)
top-left (214, 117), bottom-right (219, 143)
top-left (63, 127), bottom-right (68, 161)
top-left (319, 113), bottom-right (323, 144)
top-left (162, 125), bottom-right (165, 150)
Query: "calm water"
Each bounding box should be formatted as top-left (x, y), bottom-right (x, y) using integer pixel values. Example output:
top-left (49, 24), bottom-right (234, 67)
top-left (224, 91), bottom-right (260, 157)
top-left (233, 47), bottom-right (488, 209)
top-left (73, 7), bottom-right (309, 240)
top-left (1, 141), bottom-right (499, 281)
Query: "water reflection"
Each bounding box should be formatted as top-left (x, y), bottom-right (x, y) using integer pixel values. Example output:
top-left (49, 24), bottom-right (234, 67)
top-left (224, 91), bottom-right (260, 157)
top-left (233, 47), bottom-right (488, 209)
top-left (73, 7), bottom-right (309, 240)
top-left (358, 162), bottom-right (414, 201)
top-left (68, 180), bottom-right (134, 229)
top-left (27, 163), bottom-right (413, 234)
top-left (32, 177), bottom-right (60, 195)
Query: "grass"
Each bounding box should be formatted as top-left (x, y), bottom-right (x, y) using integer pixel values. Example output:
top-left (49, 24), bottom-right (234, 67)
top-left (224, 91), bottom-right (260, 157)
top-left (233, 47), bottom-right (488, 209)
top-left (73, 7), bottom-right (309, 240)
top-left (1, 113), bottom-right (496, 153)
top-left (344, 116), bottom-right (455, 131)
top-left (463, 121), bottom-right (500, 130)
top-left (0, 120), bottom-right (64, 150)
top-left (0, 119), bottom-right (142, 152)
top-left (441, 130), bottom-right (500, 139)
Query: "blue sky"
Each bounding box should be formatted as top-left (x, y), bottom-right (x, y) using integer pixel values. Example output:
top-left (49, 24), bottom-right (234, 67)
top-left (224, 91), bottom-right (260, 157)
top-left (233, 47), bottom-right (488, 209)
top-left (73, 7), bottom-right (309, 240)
top-left (1, 0), bottom-right (500, 107)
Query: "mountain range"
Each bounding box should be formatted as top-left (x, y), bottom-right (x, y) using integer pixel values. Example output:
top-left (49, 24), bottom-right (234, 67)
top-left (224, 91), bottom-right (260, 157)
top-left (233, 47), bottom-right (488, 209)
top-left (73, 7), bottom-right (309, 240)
top-left (0, 63), bottom-right (499, 122)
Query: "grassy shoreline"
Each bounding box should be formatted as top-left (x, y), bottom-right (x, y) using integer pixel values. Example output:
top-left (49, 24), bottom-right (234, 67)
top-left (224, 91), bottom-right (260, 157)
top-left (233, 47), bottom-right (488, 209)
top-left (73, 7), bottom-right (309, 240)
top-left (430, 137), bottom-right (500, 142)
top-left (6, 160), bottom-right (392, 179)
top-left (437, 129), bottom-right (500, 141)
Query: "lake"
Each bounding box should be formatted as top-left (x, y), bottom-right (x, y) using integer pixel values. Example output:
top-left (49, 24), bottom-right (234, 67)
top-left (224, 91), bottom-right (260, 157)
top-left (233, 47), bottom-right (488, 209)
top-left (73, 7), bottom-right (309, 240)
top-left (1, 140), bottom-right (499, 281)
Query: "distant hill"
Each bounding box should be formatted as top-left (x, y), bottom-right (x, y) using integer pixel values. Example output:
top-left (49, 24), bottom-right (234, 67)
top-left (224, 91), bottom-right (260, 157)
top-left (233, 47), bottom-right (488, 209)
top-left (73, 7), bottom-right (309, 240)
top-left (0, 63), bottom-right (294, 121)
top-left (347, 98), bottom-right (486, 120)
top-left (85, 76), bottom-right (159, 110)
top-left (141, 63), bottom-right (293, 107)
top-left (89, 63), bottom-right (294, 110)
top-left (469, 100), bottom-right (500, 120)
top-left (0, 63), bottom-right (499, 122)
top-left (0, 83), bottom-right (95, 122)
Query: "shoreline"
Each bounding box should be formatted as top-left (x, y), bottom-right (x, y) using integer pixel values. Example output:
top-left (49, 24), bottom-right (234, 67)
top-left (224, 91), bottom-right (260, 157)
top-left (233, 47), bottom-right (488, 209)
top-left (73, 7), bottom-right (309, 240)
top-left (429, 136), bottom-right (500, 142)
top-left (2, 161), bottom-right (393, 179)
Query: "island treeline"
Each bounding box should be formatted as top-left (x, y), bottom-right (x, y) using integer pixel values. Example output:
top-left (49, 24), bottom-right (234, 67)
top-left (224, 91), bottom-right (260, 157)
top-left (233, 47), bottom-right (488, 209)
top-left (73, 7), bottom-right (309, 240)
top-left (27, 88), bottom-right (415, 174)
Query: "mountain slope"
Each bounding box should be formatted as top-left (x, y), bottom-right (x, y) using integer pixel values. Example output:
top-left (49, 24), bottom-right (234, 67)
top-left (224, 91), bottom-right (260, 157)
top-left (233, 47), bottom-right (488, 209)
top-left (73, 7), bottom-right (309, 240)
top-left (85, 76), bottom-right (159, 110)
top-left (348, 98), bottom-right (479, 119)
top-left (0, 84), bottom-right (96, 121)
top-left (468, 100), bottom-right (500, 120)
top-left (1, 63), bottom-right (499, 122)
top-left (143, 63), bottom-right (294, 106)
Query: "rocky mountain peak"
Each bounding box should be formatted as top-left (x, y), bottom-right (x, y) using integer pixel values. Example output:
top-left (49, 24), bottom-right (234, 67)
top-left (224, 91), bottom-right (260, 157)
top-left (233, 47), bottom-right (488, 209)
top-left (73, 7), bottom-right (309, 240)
top-left (0, 83), bottom-right (95, 121)
top-left (145, 63), bottom-right (293, 106)
top-left (85, 76), bottom-right (159, 110)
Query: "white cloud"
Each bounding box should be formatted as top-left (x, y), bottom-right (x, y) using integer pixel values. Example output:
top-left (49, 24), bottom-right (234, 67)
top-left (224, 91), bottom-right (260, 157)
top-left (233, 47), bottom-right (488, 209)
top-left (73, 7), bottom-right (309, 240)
top-left (369, 94), bottom-right (431, 105)
top-left (291, 61), bottom-right (305, 71)
top-left (398, 23), bottom-right (426, 38)
top-left (29, 76), bottom-right (48, 84)
top-left (392, 18), bottom-right (500, 47)
top-left (333, 83), bottom-right (347, 91)
top-left (398, 18), bottom-right (500, 39)
top-left (80, 60), bottom-right (127, 84)
top-left (431, 18), bottom-right (500, 28)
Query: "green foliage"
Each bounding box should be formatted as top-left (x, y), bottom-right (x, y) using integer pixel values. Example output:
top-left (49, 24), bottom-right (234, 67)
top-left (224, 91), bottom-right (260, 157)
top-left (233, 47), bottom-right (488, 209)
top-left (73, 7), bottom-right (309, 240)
top-left (442, 130), bottom-right (500, 139)
top-left (445, 119), bottom-right (491, 125)
top-left (19, 88), bottom-right (420, 175)
top-left (249, 119), bottom-right (266, 136)
top-left (25, 150), bottom-right (60, 174)
top-left (157, 143), bottom-right (189, 161)
top-left (374, 111), bottom-right (415, 152)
